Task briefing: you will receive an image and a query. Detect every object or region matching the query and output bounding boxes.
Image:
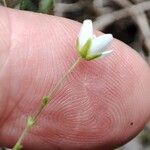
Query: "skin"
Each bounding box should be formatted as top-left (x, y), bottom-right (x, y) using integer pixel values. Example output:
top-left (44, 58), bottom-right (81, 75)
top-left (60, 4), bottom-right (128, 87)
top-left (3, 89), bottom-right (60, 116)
top-left (0, 6), bottom-right (150, 150)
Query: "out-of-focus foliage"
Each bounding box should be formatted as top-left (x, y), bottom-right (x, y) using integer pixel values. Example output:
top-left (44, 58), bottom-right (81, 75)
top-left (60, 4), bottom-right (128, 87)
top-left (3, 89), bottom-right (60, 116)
top-left (0, 0), bottom-right (54, 14)
top-left (140, 127), bottom-right (150, 146)
top-left (38, 0), bottom-right (54, 14)
top-left (20, 0), bottom-right (54, 14)
top-left (20, 0), bottom-right (38, 12)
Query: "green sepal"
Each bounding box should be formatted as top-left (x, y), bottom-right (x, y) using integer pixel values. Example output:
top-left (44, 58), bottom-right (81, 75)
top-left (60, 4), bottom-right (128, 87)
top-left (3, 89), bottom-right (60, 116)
top-left (12, 143), bottom-right (23, 150)
top-left (27, 116), bottom-right (35, 128)
top-left (80, 38), bottom-right (92, 58)
top-left (85, 53), bottom-right (101, 61)
top-left (42, 96), bottom-right (49, 106)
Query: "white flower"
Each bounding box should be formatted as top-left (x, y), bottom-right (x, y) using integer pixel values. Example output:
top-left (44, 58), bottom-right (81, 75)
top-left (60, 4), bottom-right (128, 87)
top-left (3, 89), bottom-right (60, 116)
top-left (76, 19), bottom-right (113, 60)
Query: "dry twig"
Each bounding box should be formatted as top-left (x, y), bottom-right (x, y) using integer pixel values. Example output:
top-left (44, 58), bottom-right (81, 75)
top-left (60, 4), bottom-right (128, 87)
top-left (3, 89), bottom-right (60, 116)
top-left (93, 1), bottom-right (150, 29)
top-left (93, 1), bottom-right (150, 62)
top-left (110, 0), bottom-right (150, 63)
top-left (2, 0), bottom-right (7, 7)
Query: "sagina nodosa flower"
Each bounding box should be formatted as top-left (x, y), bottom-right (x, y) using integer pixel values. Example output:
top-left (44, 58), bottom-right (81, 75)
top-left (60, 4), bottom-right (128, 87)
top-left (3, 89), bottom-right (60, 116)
top-left (76, 19), bottom-right (113, 60)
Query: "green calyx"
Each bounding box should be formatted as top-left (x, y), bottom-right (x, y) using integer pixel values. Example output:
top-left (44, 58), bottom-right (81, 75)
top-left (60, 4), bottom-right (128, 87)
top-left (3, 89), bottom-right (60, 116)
top-left (85, 53), bottom-right (101, 61)
top-left (76, 38), bottom-right (92, 59)
top-left (12, 143), bottom-right (23, 150)
top-left (76, 38), bottom-right (101, 60)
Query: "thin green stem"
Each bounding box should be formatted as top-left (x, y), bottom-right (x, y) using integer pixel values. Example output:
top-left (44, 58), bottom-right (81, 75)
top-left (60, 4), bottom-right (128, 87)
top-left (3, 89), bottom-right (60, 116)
top-left (34, 56), bottom-right (81, 120)
top-left (2, 0), bottom-right (7, 7)
top-left (12, 57), bottom-right (81, 150)
top-left (12, 126), bottom-right (28, 150)
top-left (47, 57), bottom-right (81, 98)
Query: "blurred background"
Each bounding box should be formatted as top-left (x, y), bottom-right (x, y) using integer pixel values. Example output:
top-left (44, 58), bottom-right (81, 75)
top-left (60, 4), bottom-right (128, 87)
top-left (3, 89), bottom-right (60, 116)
top-left (0, 0), bottom-right (150, 150)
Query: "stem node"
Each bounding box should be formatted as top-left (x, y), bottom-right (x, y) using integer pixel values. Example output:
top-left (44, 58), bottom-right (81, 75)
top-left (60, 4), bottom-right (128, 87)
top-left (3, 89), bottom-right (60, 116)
top-left (12, 57), bottom-right (81, 149)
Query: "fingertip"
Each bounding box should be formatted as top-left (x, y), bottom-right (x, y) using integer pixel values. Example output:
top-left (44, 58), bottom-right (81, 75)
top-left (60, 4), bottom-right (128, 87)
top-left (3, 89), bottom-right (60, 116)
top-left (0, 6), bottom-right (149, 149)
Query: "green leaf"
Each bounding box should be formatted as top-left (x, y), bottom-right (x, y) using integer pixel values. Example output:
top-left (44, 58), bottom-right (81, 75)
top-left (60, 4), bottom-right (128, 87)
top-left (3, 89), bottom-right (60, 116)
top-left (80, 38), bottom-right (92, 58)
top-left (38, 0), bottom-right (54, 14)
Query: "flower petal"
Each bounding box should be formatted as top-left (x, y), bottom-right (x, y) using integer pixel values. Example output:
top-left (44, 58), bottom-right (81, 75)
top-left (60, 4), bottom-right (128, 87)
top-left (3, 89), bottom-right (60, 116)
top-left (89, 34), bottom-right (113, 55)
top-left (78, 20), bottom-right (93, 49)
top-left (101, 50), bottom-right (113, 58)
